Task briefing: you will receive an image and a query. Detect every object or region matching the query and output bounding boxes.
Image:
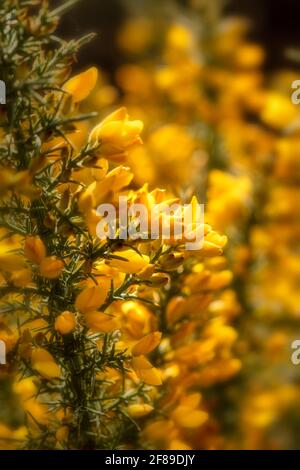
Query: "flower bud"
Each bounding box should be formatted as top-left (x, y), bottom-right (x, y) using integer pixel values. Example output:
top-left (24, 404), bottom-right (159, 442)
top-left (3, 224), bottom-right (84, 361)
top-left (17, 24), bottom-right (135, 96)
top-left (55, 312), bottom-right (76, 335)
top-left (136, 263), bottom-right (155, 280)
top-left (89, 107), bottom-right (143, 160)
top-left (24, 236), bottom-right (46, 264)
top-left (159, 252), bottom-right (185, 271)
top-left (127, 403), bottom-right (154, 418)
top-left (31, 348), bottom-right (61, 380)
top-left (63, 67), bottom-right (98, 103)
top-left (147, 272), bottom-right (170, 287)
top-left (39, 256), bottom-right (64, 279)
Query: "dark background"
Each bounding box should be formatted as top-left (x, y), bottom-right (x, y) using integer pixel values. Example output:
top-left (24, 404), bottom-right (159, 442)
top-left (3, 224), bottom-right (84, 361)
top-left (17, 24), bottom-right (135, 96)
top-left (55, 0), bottom-right (300, 74)
top-left (228, 0), bottom-right (300, 69)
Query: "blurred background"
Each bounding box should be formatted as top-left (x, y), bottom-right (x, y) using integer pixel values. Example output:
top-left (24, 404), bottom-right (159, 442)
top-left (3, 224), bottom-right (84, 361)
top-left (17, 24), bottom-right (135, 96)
top-left (57, 0), bottom-right (300, 73)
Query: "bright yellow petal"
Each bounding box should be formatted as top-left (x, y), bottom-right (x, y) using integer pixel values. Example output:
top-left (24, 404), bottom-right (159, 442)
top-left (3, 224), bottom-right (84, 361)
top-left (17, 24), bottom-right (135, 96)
top-left (32, 348), bottom-right (61, 380)
top-left (63, 67), bottom-right (98, 103)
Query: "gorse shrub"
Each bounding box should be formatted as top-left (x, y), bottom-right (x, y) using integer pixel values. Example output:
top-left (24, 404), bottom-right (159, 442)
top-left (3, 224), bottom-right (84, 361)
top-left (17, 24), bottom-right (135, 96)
top-left (0, 0), bottom-right (239, 450)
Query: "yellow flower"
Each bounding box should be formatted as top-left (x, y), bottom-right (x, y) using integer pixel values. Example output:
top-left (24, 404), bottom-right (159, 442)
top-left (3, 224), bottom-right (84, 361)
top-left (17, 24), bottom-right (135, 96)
top-left (39, 256), bottom-right (64, 279)
top-left (171, 393), bottom-right (208, 429)
top-left (127, 403), bottom-right (154, 418)
top-left (171, 408), bottom-right (208, 428)
top-left (55, 311), bottom-right (76, 335)
top-left (72, 157), bottom-right (108, 186)
top-left (63, 67), bottom-right (98, 103)
top-left (0, 243), bottom-right (24, 272)
top-left (75, 282), bottom-right (110, 313)
top-left (24, 236), bottom-right (46, 264)
top-left (260, 92), bottom-right (298, 129)
top-left (13, 377), bottom-right (49, 427)
top-left (107, 248), bottom-right (150, 274)
top-left (119, 301), bottom-right (152, 339)
top-left (85, 312), bottom-right (119, 333)
top-left (78, 166), bottom-right (133, 212)
top-left (10, 268), bottom-right (32, 287)
top-left (89, 107), bottom-right (143, 160)
top-left (166, 296), bottom-right (186, 325)
top-left (31, 348), bottom-right (61, 380)
top-left (193, 239), bottom-right (226, 257)
top-left (166, 24), bottom-right (194, 52)
top-left (132, 332), bottom-right (162, 356)
top-left (131, 356), bottom-right (162, 386)
top-left (93, 166), bottom-right (134, 203)
top-left (13, 377), bottom-right (36, 400)
top-left (234, 43), bottom-right (265, 68)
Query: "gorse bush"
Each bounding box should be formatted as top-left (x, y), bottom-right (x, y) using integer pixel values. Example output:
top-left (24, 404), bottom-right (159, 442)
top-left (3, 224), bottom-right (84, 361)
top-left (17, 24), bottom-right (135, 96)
top-left (0, 0), bottom-right (240, 450)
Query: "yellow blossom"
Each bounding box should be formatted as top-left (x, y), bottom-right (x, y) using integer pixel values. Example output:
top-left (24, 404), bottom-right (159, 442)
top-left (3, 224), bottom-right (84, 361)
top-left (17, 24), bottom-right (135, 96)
top-left (55, 312), bottom-right (77, 335)
top-left (24, 236), bottom-right (46, 264)
top-left (85, 312), bottom-right (119, 332)
top-left (89, 107), bottom-right (143, 160)
top-left (75, 282), bottom-right (110, 313)
top-left (31, 348), bottom-right (61, 380)
top-left (107, 249), bottom-right (150, 274)
top-left (63, 67), bottom-right (98, 103)
top-left (132, 332), bottom-right (162, 356)
top-left (127, 403), bottom-right (154, 418)
top-left (39, 256), bottom-right (64, 279)
top-left (131, 356), bottom-right (162, 386)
